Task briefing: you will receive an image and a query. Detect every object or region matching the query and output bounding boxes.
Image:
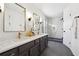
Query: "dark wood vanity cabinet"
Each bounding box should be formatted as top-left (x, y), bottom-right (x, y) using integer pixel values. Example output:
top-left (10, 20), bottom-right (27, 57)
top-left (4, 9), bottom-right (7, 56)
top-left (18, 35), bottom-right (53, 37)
top-left (0, 35), bottom-right (48, 56)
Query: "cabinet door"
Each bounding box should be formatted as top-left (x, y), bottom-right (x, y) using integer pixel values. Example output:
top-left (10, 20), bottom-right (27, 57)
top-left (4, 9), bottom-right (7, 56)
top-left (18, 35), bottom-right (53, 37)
top-left (44, 36), bottom-right (48, 48)
top-left (19, 41), bottom-right (34, 56)
top-left (30, 44), bottom-right (40, 56)
top-left (0, 48), bottom-right (18, 56)
top-left (40, 38), bottom-right (45, 53)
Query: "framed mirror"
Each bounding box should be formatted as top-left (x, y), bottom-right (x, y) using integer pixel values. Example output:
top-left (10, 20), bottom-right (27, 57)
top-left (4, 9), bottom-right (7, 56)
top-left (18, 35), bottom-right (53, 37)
top-left (3, 3), bottom-right (26, 32)
top-left (33, 13), bottom-right (40, 34)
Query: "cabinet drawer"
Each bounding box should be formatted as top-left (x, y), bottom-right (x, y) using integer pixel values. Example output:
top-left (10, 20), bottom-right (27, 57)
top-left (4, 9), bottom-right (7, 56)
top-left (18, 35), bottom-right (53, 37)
top-left (0, 48), bottom-right (18, 56)
top-left (19, 41), bottom-right (34, 55)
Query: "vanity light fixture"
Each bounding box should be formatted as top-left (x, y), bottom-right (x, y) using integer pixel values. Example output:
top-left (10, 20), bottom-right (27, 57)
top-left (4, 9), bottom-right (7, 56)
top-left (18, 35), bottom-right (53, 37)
top-left (28, 17), bottom-right (32, 21)
top-left (0, 3), bottom-right (4, 12)
top-left (26, 11), bottom-right (32, 21)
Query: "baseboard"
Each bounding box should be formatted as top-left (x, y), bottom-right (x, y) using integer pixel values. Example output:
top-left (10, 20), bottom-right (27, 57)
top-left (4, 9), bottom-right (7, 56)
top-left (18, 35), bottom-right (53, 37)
top-left (48, 37), bottom-right (63, 43)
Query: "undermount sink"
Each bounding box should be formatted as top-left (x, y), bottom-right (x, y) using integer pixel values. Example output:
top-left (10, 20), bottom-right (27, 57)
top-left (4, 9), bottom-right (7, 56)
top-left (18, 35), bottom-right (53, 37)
top-left (15, 36), bottom-right (34, 41)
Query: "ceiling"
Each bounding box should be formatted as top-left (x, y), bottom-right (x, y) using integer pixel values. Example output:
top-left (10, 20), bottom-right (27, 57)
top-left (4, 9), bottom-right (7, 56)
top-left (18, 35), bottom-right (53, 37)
top-left (31, 3), bottom-right (69, 17)
top-left (20, 3), bottom-right (69, 18)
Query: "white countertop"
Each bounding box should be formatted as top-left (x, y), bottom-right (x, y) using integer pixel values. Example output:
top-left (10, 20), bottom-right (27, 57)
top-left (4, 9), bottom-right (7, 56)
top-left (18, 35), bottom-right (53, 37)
top-left (0, 34), bottom-right (47, 54)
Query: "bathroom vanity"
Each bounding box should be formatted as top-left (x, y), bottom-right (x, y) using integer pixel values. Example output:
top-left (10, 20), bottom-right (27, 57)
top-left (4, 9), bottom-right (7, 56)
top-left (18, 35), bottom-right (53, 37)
top-left (0, 34), bottom-right (48, 56)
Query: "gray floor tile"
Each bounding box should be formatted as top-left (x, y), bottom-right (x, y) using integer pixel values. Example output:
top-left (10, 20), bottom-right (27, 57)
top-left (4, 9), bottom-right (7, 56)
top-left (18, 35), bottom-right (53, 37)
top-left (41, 41), bottom-right (74, 56)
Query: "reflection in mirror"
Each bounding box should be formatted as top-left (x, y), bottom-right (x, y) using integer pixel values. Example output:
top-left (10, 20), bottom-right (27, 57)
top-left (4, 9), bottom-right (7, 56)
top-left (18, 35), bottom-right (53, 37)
top-left (3, 3), bottom-right (26, 32)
